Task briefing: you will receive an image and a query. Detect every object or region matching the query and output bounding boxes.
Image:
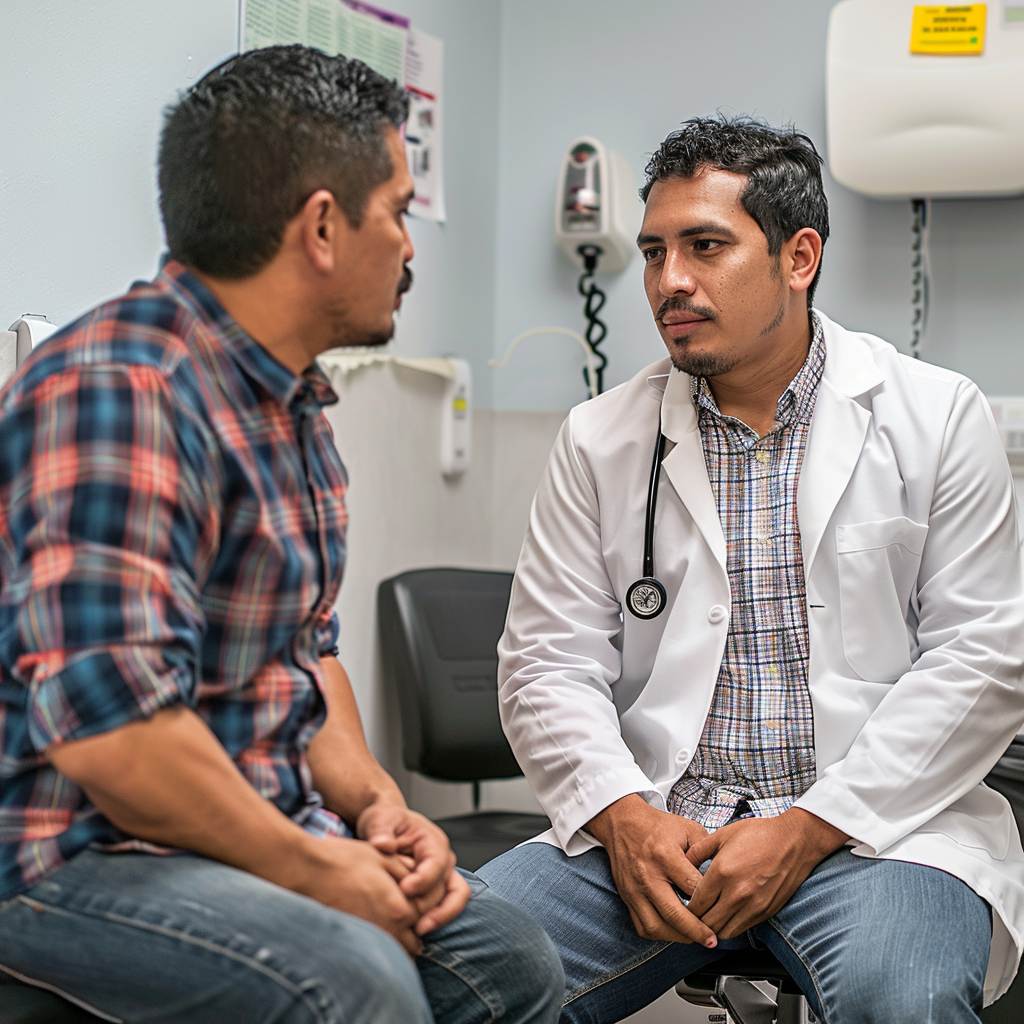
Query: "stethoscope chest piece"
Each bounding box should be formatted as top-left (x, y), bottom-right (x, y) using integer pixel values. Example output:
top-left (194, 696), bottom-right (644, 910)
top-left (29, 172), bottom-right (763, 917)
top-left (626, 576), bottom-right (667, 619)
top-left (626, 430), bottom-right (670, 620)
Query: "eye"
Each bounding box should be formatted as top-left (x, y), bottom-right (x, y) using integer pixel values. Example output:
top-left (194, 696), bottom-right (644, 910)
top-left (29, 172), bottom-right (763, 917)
top-left (693, 238), bottom-right (723, 252)
top-left (641, 247), bottom-right (664, 263)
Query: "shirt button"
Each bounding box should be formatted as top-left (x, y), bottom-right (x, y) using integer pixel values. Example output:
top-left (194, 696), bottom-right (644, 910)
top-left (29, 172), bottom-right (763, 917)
top-left (707, 604), bottom-right (727, 624)
top-left (675, 749), bottom-right (691, 767)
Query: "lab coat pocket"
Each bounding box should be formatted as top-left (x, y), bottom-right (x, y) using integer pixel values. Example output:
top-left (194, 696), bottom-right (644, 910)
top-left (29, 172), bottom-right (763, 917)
top-left (836, 517), bottom-right (929, 683)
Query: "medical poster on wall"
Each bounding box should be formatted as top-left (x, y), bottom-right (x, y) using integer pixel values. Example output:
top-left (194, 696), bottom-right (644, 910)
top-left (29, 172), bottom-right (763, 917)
top-left (239, 0), bottom-right (445, 219)
top-left (403, 28), bottom-right (446, 222)
top-left (241, 0), bottom-right (409, 86)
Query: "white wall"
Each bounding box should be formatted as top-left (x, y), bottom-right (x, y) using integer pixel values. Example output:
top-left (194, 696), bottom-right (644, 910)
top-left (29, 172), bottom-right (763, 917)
top-left (320, 361), bottom-right (563, 816)
top-left (490, 0), bottom-right (1024, 411)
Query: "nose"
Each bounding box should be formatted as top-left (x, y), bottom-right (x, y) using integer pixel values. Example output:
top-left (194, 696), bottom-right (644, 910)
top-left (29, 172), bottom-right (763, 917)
top-left (658, 250), bottom-right (696, 298)
top-left (402, 218), bottom-right (414, 265)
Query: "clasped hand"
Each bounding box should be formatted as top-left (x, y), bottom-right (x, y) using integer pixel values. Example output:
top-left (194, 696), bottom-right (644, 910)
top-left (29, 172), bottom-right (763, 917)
top-left (589, 796), bottom-right (847, 945)
top-left (301, 804), bottom-right (470, 956)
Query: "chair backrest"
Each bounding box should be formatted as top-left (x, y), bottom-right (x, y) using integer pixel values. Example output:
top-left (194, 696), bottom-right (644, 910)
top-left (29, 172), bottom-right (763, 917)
top-left (377, 567), bottom-right (521, 782)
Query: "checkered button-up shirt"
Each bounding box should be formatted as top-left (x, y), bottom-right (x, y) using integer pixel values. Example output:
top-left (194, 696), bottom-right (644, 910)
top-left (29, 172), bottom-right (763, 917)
top-left (668, 319), bottom-right (826, 829)
top-left (0, 262), bottom-right (349, 899)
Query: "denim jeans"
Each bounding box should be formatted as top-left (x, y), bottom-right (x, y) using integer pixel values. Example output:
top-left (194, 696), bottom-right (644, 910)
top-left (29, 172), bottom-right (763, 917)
top-left (478, 844), bottom-right (992, 1024)
top-left (0, 847), bottom-right (564, 1023)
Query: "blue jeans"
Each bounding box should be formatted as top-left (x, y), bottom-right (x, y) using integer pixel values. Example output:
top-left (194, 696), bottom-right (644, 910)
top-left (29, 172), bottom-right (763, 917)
top-left (478, 844), bottom-right (991, 1024)
top-left (0, 847), bottom-right (564, 1023)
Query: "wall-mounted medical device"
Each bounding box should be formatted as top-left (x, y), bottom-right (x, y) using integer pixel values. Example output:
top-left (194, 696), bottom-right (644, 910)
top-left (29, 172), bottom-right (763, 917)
top-left (551, 137), bottom-right (643, 394)
top-left (492, 139), bottom-right (642, 401)
top-left (826, 1), bottom-right (1024, 198)
top-left (554, 137), bottom-right (642, 272)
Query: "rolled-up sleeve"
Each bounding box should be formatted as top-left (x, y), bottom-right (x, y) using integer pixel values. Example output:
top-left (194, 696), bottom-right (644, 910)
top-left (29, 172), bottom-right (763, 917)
top-left (0, 363), bottom-right (214, 749)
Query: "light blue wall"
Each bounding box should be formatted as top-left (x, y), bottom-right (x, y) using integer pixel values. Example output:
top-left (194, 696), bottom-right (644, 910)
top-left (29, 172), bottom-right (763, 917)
top-left (0, 0), bottom-right (502, 395)
top-left (0, 1), bottom-right (238, 331)
top-left (490, 0), bottom-right (1024, 411)
top-left (4, 1), bottom-right (1023, 412)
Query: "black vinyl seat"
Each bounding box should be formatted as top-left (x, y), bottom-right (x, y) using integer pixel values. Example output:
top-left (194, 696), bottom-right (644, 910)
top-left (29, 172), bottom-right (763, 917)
top-left (980, 738), bottom-right (1024, 1024)
top-left (377, 567), bottom-right (549, 871)
top-left (0, 973), bottom-right (97, 1023)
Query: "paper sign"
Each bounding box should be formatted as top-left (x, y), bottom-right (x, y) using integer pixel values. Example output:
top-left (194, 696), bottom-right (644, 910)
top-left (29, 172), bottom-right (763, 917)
top-left (403, 28), bottom-right (446, 222)
top-left (241, 0), bottom-right (409, 85)
top-left (910, 5), bottom-right (987, 54)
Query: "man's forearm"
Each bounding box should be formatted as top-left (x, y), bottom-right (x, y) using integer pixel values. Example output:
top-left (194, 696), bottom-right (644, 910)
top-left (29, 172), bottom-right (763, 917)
top-left (305, 656), bottom-right (405, 824)
top-left (46, 704), bottom-right (321, 893)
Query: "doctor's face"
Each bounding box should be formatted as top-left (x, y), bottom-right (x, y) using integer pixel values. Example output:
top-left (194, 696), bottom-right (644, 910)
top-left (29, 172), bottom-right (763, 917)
top-left (638, 168), bottom-right (792, 378)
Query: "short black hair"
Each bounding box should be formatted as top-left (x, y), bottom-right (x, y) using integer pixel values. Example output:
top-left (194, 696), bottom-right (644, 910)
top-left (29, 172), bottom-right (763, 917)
top-left (641, 115), bottom-right (829, 306)
top-left (158, 45), bottom-right (409, 279)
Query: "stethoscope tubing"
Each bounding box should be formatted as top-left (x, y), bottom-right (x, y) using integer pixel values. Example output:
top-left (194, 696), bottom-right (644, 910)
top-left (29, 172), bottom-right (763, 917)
top-left (642, 431), bottom-right (667, 579)
top-left (625, 430), bottom-right (669, 619)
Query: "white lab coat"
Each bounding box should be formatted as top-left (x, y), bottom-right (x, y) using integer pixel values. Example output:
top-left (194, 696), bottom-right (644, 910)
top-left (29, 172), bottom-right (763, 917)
top-left (498, 312), bottom-right (1024, 1002)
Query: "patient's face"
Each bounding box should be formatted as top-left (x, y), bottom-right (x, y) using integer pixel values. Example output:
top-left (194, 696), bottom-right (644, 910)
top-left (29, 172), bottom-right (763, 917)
top-left (638, 168), bottom-right (791, 379)
top-left (324, 127), bottom-right (416, 348)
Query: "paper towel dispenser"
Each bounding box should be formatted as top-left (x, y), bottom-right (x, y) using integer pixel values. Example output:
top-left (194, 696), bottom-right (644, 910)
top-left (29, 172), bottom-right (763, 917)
top-left (826, 1), bottom-right (1024, 197)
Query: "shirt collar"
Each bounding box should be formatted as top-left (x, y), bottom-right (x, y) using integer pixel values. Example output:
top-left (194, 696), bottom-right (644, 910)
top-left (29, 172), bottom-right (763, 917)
top-left (690, 312), bottom-right (826, 429)
top-left (160, 260), bottom-right (338, 412)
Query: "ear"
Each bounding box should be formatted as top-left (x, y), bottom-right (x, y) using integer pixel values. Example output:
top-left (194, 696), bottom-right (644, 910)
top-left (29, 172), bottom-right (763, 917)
top-left (785, 227), bottom-right (823, 298)
top-left (295, 188), bottom-right (341, 276)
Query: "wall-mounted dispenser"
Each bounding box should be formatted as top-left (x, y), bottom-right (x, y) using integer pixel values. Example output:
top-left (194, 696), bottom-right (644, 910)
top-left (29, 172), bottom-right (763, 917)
top-left (439, 358), bottom-right (471, 478)
top-left (826, 1), bottom-right (1024, 198)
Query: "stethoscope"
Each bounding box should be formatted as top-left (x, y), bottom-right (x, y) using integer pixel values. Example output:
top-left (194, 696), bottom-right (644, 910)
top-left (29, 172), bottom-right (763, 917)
top-left (625, 431), bottom-right (669, 619)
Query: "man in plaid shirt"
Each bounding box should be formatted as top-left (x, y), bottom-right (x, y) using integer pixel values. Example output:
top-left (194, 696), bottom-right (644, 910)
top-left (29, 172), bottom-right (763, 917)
top-left (0, 46), bottom-right (562, 1023)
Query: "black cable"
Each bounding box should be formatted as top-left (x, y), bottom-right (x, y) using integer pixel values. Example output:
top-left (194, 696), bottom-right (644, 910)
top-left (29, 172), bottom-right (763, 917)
top-left (577, 244), bottom-right (608, 395)
top-left (910, 198), bottom-right (929, 360)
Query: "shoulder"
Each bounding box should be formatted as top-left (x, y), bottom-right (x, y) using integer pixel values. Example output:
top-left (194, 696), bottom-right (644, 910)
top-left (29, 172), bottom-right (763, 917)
top-left (816, 310), bottom-right (979, 416)
top-left (566, 357), bottom-right (670, 450)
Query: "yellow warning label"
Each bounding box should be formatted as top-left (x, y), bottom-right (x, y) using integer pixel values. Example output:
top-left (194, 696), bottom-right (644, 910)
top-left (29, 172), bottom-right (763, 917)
top-left (911, 5), bottom-right (987, 54)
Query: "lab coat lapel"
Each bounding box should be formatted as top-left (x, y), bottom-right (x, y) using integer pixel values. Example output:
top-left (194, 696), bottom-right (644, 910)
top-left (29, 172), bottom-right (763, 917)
top-left (798, 314), bottom-right (885, 576)
top-left (659, 368), bottom-right (727, 570)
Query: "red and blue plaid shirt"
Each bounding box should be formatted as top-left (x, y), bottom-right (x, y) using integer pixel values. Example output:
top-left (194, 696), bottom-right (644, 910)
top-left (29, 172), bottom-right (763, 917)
top-left (0, 262), bottom-right (349, 899)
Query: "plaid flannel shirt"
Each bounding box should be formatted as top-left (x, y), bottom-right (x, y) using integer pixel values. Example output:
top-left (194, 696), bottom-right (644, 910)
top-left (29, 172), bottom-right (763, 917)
top-left (0, 262), bottom-right (349, 899)
top-left (668, 318), bottom-right (826, 828)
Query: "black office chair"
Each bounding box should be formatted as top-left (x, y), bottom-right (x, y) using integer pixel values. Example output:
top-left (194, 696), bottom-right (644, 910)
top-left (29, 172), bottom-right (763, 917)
top-left (377, 567), bottom-right (550, 871)
top-left (675, 737), bottom-right (1024, 1024)
top-left (980, 737), bottom-right (1024, 1024)
top-left (676, 947), bottom-right (812, 1023)
top-left (0, 972), bottom-right (97, 1023)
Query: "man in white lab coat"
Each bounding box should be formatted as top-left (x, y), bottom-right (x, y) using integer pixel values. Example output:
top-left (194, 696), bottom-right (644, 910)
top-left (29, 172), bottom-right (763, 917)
top-left (478, 116), bottom-right (1024, 1023)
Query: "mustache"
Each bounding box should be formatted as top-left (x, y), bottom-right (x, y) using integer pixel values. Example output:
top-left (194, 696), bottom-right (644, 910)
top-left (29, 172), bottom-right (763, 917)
top-left (397, 264), bottom-right (413, 296)
top-left (655, 296), bottom-right (716, 322)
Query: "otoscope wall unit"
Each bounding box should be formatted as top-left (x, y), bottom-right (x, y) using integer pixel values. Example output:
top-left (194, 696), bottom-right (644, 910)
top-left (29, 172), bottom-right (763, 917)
top-left (552, 137), bottom-right (643, 396)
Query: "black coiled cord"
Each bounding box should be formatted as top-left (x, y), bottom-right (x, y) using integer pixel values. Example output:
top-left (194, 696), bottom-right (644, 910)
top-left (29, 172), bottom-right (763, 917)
top-left (577, 244), bottom-right (608, 395)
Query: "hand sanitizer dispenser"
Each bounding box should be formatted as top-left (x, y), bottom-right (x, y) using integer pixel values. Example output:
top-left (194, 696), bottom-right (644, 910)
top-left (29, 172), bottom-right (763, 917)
top-left (440, 359), bottom-right (471, 478)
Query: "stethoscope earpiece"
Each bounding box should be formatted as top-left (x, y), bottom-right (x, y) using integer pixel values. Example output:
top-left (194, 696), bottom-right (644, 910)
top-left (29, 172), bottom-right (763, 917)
top-left (626, 431), bottom-right (669, 620)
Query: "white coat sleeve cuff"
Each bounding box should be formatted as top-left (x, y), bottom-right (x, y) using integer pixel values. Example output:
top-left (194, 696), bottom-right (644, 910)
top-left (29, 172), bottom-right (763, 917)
top-left (547, 766), bottom-right (661, 849)
top-left (795, 777), bottom-right (905, 855)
